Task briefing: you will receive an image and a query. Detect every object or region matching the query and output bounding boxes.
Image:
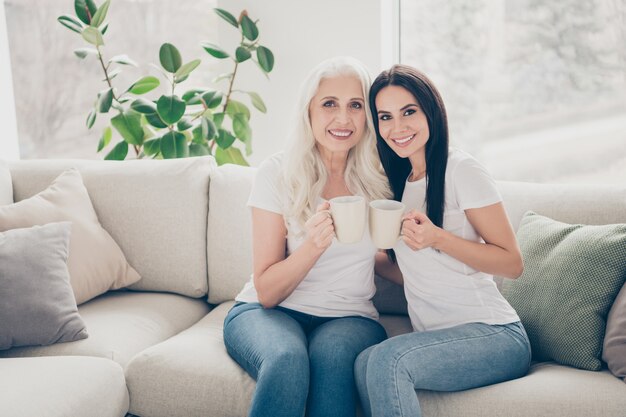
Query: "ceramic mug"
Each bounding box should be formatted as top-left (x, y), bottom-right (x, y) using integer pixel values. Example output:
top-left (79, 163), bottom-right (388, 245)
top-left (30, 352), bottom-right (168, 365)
top-left (369, 199), bottom-right (406, 249)
top-left (329, 195), bottom-right (366, 244)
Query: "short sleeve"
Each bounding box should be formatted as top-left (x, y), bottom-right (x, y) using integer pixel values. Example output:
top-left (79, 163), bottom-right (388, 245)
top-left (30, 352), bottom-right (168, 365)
top-left (247, 154), bottom-right (284, 214)
top-left (452, 155), bottom-right (502, 210)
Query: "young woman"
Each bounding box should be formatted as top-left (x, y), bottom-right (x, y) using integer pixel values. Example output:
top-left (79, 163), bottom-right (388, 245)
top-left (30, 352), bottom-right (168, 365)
top-left (355, 65), bottom-right (531, 417)
top-left (223, 57), bottom-right (392, 417)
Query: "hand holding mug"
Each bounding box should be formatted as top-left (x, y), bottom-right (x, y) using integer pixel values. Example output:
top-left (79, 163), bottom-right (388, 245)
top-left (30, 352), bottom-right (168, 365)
top-left (401, 210), bottom-right (440, 251)
top-left (305, 202), bottom-right (335, 250)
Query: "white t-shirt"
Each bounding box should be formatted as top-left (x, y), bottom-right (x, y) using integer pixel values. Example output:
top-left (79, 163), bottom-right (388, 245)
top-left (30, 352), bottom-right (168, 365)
top-left (395, 148), bottom-right (520, 332)
top-left (235, 153), bottom-right (379, 319)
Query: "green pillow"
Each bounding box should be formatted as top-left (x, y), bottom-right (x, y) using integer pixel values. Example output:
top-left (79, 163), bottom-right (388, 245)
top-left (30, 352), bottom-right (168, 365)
top-left (502, 211), bottom-right (626, 371)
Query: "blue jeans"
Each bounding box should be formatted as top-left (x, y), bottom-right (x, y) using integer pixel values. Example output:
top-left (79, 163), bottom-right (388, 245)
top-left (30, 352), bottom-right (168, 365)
top-left (354, 321), bottom-right (531, 417)
top-left (223, 302), bottom-right (387, 417)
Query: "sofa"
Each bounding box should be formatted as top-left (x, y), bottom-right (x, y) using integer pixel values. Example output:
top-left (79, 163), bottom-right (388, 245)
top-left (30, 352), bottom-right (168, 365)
top-left (1, 155), bottom-right (625, 417)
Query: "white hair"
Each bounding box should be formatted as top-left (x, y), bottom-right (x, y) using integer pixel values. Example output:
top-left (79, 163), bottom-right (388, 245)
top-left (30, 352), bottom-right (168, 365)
top-left (282, 56), bottom-right (392, 231)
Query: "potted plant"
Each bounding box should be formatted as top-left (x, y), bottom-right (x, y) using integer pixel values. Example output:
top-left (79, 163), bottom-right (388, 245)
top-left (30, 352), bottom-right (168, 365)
top-left (58, 0), bottom-right (274, 165)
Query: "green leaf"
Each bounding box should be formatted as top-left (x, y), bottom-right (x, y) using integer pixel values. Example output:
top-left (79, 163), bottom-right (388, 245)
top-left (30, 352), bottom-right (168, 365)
top-left (240, 15), bottom-right (259, 41)
top-left (98, 88), bottom-right (113, 113)
top-left (111, 110), bottom-right (144, 145)
top-left (215, 129), bottom-right (236, 149)
top-left (215, 146), bottom-right (248, 166)
top-left (128, 76), bottom-right (160, 95)
top-left (145, 112), bottom-right (168, 128)
top-left (233, 113), bottom-right (252, 142)
top-left (175, 74), bottom-right (189, 84)
top-left (104, 141), bottom-right (129, 160)
top-left (90, 0), bottom-right (110, 27)
top-left (58, 15), bottom-right (83, 34)
top-left (143, 138), bottom-right (161, 156)
top-left (214, 8), bottom-right (238, 28)
top-left (75, 0), bottom-right (97, 25)
top-left (161, 131), bottom-right (188, 158)
top-left (130, 98), bottom-right (157, 114)
top-left (243, 91), bottom-right (266, 113)
top-left (212, 72), bottom-right (233, 84)
top-left (101, 22), bottom-right (109, 35)
top-left (174, 59), bottom-right (201, 81)
top-left (82, 26), bottom-right (104, 46)
top-left (157, 95), bottom-right (186, 125)
top-left (86, 109), bottom-right (96, 129)
top-left (256, 46), bottom-right (274, 73)
top-left (182, 88), bottom-right (204, 103)
top-left (189, 143), bottom-right (210, 156)
top-left (226, 100), bottom-right (250, 120)
top-left (109, 54), bottom-right (137, 67)
top-left (97, 126), bottom-right (112, 152)
top-left (73, 47), bottom-right (98, 59)
top-left (201, 116), bottom-right (217, 140)
top-left (235, 46), bottom-right (251, 63)
top-left (159, 43), bottom-right (182, 73)
top-left (201, 42), bottom-right (229, 59)
top-left (191, 125), bottom-right (204, 144)
top-left (213, 113), bottom-right (225, 129)
top-left (207, 92), bottom-right (223, 109)
top-left (177, 118), bottom-right (193, 131)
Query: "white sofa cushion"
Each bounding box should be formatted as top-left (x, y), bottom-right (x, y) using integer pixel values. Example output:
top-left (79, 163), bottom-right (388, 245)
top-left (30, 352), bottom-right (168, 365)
top-left (0, 291), bottom-right (210, 368)
top-left (207, 164), bottom-right (255, 304)
top-left (0, 356), bottom-right (128, 417)
top-left (0, 160), bottom-right (12, 205)
top-left (8, 156), bottom-right (215, 297)
top-left (126, 301), bottom-right (255, 417)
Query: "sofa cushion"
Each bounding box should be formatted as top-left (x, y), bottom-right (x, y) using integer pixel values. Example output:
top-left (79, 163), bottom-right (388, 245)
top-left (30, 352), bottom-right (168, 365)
top-left (0, 291), bottom-right (210, 368)
top-left (125, 301), bottom-right (255, 417)
top-left (0, 222), bottom-right (87, 350)
top-left (503, 212), bottom-right (626, 370)
top-left (603, 283), bottom-right (626, 380)
top-left (0, 160), bottom-right (12, 205)
top-left (8, 156), bottom-right (215, 297)
top-left (0, 356), bottom-right (128, 417)
top-left (416, 362), bottom-right (626, 417)
top-left (207, 164), bottom-right (255, 304)
top-left (0, 169), bottom-right (141, 304)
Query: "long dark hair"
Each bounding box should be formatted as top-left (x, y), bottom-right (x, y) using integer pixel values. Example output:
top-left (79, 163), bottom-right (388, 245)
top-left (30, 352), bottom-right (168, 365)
top-left (370, 65), bottom-right (449, 227)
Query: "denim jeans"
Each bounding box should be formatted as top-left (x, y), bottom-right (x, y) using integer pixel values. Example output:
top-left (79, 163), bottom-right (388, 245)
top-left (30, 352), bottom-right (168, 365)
top-left (223, 302), bottom-right (387, 417)
top-left (354, 321), bottom-right (531, 417)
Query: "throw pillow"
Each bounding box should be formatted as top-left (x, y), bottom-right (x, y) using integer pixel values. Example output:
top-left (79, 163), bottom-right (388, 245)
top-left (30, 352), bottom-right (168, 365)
top-left (502, 211), bottom-right (626, 371)
top-left (0, 160), bottom-right (12, 205)
top-left (0, 168), bottom-right (140, 304)
top-left (0, 222), bottom-right (88, 349)
top-left (603, 283), bottom-right (626, 380)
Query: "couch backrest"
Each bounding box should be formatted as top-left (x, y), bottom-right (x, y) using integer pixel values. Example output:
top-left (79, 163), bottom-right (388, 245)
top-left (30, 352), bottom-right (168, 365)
top-left (207, 169), bottom-right (626, 313)
top-left (8, 156), bottom-right (215, 298)
top-left (0, 160), bottom-right (12, 205)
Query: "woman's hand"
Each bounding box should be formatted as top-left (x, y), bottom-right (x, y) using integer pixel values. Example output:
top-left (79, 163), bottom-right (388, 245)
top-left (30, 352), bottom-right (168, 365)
top-left (304, 202), bottom-right (335, 251)
top-left (401, 210), bottom-right (442, 251)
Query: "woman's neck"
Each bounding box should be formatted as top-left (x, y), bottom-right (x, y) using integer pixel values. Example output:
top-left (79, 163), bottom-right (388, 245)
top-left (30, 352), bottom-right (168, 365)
top-left (408, 151), bottom-right (427, 181)
top-left (318, 146), bottom-right (349, 177)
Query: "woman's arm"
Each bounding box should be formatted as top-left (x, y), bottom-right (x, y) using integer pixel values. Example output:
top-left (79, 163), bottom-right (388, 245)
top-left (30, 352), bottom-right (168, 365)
top-left (375, 251), bottom-right (404, 285)
top-left (401, 203), bottom-right (523, 279)
top-left (252, 202), bottom-right (335, 308)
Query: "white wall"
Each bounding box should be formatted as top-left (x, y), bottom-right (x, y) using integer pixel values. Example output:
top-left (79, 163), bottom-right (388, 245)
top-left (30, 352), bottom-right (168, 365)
top-left (0, 0), bottom-right (20, 160)
top-left (217, 0), bottom-right (396, 165)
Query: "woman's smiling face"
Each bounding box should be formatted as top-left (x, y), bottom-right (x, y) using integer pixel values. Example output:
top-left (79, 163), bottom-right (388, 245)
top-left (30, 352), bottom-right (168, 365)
top-left (309, 75), bottom-right (367, 155)
top-left (375, 85), bottom-right (430, 159)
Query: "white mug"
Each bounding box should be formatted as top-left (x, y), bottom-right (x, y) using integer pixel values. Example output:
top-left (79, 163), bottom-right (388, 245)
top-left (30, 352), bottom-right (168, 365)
top-left (369, 199), bottom-right (406, 249)
top-left (329, 196), bottom-right (366, 244)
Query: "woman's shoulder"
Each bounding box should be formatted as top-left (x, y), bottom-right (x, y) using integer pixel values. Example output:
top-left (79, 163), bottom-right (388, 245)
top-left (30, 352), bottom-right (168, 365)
top-left (256, 152), bottom-right (286, 178)
top-left (446, 147), bottom-right (491, 180)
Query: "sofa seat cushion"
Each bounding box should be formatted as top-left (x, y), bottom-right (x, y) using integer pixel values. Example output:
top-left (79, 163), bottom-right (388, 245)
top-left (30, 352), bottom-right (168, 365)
top-left (0, 291), bottom-right (210, 368)
top-left (417, 362), bottom-right (626, 417)
top-left (0, 356), bottom-right (128, 417)
top-left (126, 301), bottom-right (255, 417)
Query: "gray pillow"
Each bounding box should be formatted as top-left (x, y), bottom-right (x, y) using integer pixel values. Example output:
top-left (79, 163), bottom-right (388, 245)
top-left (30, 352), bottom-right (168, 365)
top-left (0, 160), bottom-right (12, 205)
top-left (603, 284), bottom-right (626, 381)
top-left (0, 222), bottom-right (88, 350)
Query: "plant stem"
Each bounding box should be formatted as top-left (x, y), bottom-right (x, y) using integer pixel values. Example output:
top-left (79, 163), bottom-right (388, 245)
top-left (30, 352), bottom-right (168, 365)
top-left (222, 32), bottom-right (245, 114)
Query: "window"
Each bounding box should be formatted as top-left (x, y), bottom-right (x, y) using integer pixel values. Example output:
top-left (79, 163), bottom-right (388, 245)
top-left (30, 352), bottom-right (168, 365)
top-left (5, 0), bottom-right (218, 159)
top-left (400, 0), bottom-right (626, 184)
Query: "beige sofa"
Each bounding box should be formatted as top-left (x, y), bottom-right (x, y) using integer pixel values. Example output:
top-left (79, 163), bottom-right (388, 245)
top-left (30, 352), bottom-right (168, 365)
top-left (1, 156), bottom-right (625, 417)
